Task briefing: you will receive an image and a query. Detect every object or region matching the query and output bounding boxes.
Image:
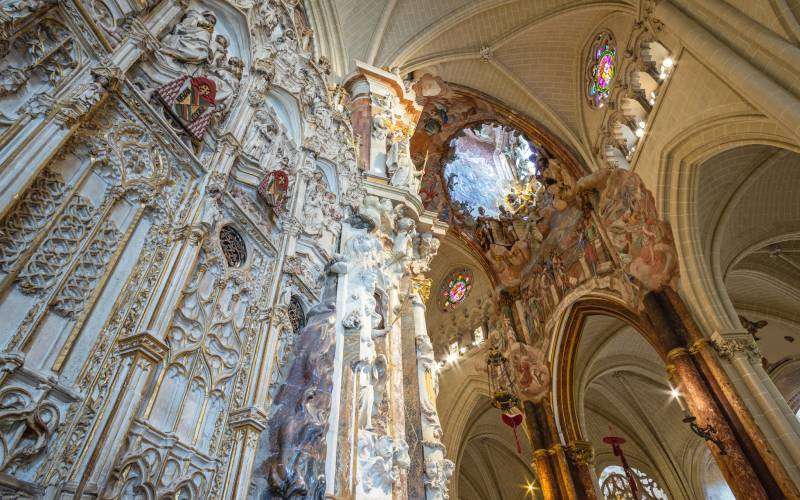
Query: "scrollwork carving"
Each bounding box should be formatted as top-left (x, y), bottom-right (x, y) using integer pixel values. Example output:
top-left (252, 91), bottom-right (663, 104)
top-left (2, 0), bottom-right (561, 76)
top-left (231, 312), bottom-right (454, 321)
top-left (0, 389), bottom-right (59, 474)
top-left (0, 17), bottom-right (79, 127)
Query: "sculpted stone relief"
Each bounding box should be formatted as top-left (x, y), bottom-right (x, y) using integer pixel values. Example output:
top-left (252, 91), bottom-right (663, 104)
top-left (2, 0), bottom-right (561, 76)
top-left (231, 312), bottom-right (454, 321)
top-left (104, 238), bottom-right (267, 498)
top-left (0, 88), bottom-right (197, 491)
top-left (0, 11), bottom-right (80, 130)
top-left (0, 0), bottom-right (480, 498)
top-left (412, 80), bottom-right (678, 352)
top-left (0, 0), bottom-right (365, 496)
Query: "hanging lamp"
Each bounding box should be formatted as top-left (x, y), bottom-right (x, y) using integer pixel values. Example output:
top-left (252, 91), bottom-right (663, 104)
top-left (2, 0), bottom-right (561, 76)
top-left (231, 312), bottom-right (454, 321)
top-left (486, 343), bottom-right (524, 452)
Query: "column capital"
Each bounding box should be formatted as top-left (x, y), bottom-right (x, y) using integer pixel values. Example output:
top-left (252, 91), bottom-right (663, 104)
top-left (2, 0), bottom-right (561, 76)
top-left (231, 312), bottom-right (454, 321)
top-left (666, 346), bottom-right (691, 363)
top-left (410, 276), bottom-right (431, 305)
top-left (711, 331), bottom-right (762, 364)
top-left (116, 333), bottom-right (168, 364)
top-left (228, 406), bottom-right (268, 432)
top-left (567, 440), bottom-right (595, 466)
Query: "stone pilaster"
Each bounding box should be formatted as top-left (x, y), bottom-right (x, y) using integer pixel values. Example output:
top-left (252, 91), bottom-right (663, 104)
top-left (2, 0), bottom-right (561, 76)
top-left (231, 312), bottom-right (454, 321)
top-left (72, 333), bottom-right (168, 496)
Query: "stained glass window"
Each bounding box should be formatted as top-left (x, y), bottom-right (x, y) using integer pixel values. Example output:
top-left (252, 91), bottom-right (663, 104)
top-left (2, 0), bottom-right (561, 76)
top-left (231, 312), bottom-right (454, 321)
top-left (440, 268), bottom-right (473, 310)
top-left (220, 226), bottom-right (246, 267)
top-left (598, 465), bottom-right (668, 500)
top-left (443, 123), bottom-right (539, 219)
top-left (588, 32), bottom-right (617, 107)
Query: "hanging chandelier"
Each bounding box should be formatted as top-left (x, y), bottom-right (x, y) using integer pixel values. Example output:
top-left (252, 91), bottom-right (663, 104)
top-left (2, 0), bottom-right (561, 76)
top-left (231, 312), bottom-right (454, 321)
top-left (486, 342), bottom-right (524, 452)
top-left (486, 344), bottom-right (520, 411)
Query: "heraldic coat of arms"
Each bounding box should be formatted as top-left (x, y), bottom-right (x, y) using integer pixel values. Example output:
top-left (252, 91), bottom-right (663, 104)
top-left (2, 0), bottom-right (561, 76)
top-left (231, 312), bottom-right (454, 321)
top-left (155, 75), bottom-right (217, 141)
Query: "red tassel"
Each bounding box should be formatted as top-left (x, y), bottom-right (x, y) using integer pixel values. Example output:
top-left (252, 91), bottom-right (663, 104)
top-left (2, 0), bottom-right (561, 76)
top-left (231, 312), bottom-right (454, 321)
top-left (501, 413), bottom-right (524, 454)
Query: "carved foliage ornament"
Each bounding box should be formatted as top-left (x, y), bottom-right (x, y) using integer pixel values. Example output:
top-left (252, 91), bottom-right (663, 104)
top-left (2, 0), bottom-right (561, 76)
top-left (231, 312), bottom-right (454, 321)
top-left (0, 16), bottom-right (79, 127)
top-left (0, 389), bottom-right (59, 474)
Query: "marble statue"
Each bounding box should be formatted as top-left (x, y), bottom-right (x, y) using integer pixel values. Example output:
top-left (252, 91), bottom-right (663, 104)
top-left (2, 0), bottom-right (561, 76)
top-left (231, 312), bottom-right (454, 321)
top-left (356, 353), bottom-right (387, 430)
top-left (159, 9), bottom-right (217, 64)
top-left (303, 171), bottom-right (328, 235)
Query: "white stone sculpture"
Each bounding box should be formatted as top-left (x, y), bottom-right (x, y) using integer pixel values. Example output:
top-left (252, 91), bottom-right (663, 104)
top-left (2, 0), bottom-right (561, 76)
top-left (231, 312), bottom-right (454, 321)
top-left (243, 107), bottom-right (278, 160)
top-left (357, 432), bottom-right (410, 498)
top-left (423, 457), bottom-right (456, 499)
top-left (303, 171), bottom-right (328, 235)
top-left (388, 138), bottom-right (422, 193)
top-left (356, 353), bottom-right (387, 430)
top-left (159, 9), bottom-right (217, 64)
top-left (392, 216), bottom-right (415, 259)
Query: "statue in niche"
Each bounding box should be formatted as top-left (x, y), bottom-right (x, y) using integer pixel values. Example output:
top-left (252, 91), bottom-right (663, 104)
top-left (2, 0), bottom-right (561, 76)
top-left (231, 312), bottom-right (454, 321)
top-left (311, 96), bottom-right (332, 131)
top-left (159, 9), bottom-right (217, 64)
top-left (356, 353), bottom-right (387, 430)
top-left (372, 112), bottom-right (389, 170)
top-left (243, 108), bottom-right (278, 160)
top-left (302, 171), bottom-right (328, 235)
top-left (146, 8), bottom-right (244, 138)
top-left (209, 55), bottom-right (243, 114)
top-left (392, 216), bottom-right (415, 259)
top-left (389, 138), bottom-right (423, 193)
top-left (385, 135), bottom-right (402, 176)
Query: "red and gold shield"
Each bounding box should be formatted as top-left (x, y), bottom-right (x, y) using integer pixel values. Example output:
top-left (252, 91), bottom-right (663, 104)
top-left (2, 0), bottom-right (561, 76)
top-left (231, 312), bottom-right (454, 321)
top-left (155, 76), bottom-right (217, 141)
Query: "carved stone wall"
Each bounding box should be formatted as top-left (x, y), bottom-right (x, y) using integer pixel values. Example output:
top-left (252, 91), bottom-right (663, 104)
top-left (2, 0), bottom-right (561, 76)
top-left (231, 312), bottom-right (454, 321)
top-left (0, 0), bottom-right (360, 498)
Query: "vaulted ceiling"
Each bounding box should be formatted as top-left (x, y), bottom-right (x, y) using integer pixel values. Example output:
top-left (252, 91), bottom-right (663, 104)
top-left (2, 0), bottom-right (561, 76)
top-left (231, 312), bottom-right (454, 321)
top-left (692, 145), bottom-right (800, 366)
top-left (308, 0), bottom-right (643, 167)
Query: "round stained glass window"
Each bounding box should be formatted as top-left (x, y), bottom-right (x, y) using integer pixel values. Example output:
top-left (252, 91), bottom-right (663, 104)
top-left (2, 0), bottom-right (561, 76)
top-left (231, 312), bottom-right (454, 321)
top-left (588, 32), bottom-right (617, 107)
top-left (440, 268), bottom-right (473, 310)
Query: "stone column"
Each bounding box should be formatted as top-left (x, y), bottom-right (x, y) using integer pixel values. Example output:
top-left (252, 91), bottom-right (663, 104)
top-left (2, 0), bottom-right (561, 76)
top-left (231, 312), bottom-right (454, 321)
top-left (644, 291), bottom-right (771, 499)
top-left (400, 276), bottom-right (426, 499)
top-left (549, 444), bottom-right (578, 500)
top-left (567, 440), bottom-right (598, 499)
top-left (223, 407), bottom-right (268, 500)
top-left (385, 275), bottom-right (408, 494)
top-left (526, 401), bottom-right (561, 499)
top-left (665, 348), bottom-right (767, 499)
top-left (410, 276), bottom-right (455, 500)
top-left (532, 449), bottom-right (561, 500)
top-left (690, 338), bottom-right (800, 497)
top-left (657, 288), bottom-right (800, 497)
